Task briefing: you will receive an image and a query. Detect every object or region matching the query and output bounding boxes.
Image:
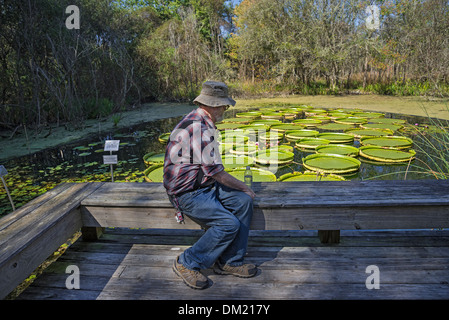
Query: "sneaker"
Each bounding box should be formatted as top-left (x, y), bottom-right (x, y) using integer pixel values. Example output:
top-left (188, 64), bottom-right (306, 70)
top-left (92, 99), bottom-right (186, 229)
top-left (173, 256), bottom-right (209, 289)
top-left (213, 261), bottom-right (258, 278)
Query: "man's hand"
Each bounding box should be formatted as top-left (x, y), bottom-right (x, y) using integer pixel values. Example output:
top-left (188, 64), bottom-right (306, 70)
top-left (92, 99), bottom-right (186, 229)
top-left (212, 170), bottom-right (256, 199)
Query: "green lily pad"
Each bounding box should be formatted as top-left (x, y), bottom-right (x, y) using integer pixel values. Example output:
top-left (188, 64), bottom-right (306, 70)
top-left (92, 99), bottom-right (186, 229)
top-left (345, 128), bottom-right (393, 138)
top-left (292, 119), bottom-right (322, 127)
top-left (317, 132), bottom-right (354, 144)
top-left (317, 123), bottom-right (354, 131)
top-left (360, 136), bottom-right (413, 149)
top-left (236, 111), bottom-right (262, 118)
top-left (144, 164), bottom-right (164, 182)
top-left (216, 122), bottom-right (245, 130)
top-left (253, 150), bottom-right (294, 165)
top-left (221, 154), bottom-right (254, 169)
top-left (227, 167), bottom-right (277, 182)
top-left (158, 133), bottom-right (170, 144)
top-left (295, 138), bottom-right (330, 149)
top-left (368, 118), bottom-right (407, 125)
top-left (230, 144), bottom-right (258, 155)
top-left (278, 172), bottom-right (346, 181)
top-left (143, 152), bottom-right (165, 165)
top-left (270, 123), bottom-right (305, 132)
top-left (352, 112), bottom-right (385, 118)
top-left (315, 144), bottom-right (359, 157)
top-left (250, 119), bottom-right (282, 126)
top-left (361, 123), bottom-right (403, 132)
top-left (303, 153), bottom-right (361, 174)
top-left (285, 129), bottom-right (319, 141)
top-left (359, 146), bottom-right (416, 163)
top-left (334, 117), bottom-right (368, 125)
top-left (221, 117), bottom-right (252, 123)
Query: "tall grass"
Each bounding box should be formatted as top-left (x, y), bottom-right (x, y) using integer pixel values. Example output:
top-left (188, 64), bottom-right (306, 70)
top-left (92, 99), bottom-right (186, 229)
top-left (407, 105), bottom-right (449, 179)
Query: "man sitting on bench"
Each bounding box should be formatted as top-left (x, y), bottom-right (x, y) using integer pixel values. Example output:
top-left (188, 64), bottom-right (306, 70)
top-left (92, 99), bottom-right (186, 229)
top-left (163, 81), bottom-right (257, 289)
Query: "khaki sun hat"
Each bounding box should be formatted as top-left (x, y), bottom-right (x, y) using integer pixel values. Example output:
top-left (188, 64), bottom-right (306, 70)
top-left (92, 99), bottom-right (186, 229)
top-left (193, 81), bottom-right (236, 108)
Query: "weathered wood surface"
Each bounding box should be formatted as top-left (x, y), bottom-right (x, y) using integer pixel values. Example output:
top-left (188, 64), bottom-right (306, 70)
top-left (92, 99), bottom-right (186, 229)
top-left (16, 228), bottom-right (449, 300)
top-left (80, 181), bottom-right (449, 231)
top-left (0, 182), bottom-right (104, 299)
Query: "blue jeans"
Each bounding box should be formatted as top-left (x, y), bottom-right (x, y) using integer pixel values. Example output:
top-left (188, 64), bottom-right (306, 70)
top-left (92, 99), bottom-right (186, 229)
top-left (174, 182), bottom-right (254, 271)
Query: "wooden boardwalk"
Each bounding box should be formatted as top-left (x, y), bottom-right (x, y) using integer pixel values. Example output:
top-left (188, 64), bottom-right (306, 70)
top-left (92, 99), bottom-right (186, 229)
top-left (16, 228), bottom-right (449, 300)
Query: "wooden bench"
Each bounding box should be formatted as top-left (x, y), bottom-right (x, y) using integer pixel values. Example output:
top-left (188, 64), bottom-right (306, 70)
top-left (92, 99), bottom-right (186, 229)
top-left (80, 180), bottom-right (449, 244)
top-left (1, 179), bottom-right (449, 299)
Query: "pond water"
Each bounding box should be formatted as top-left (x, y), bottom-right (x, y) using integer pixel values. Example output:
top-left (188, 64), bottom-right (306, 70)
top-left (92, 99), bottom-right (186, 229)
top-left (0, 105), bottom-right (447, 217)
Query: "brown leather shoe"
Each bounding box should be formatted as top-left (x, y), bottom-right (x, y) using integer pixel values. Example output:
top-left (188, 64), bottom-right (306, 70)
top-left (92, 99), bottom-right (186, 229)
top-left (213, 261), bottom-right (258, 278)
top-left (173, 256), bottom-right (209, 289)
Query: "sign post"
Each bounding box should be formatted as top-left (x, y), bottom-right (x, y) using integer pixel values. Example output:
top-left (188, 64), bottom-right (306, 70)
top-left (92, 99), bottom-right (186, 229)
top-left (0, 165), bottom-right (15, 211)
top-left (103, 140), bottom-right (120, 182)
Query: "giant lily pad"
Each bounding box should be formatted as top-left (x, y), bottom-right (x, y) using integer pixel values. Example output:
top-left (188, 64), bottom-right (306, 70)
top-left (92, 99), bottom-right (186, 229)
top-left (360, 136), bottom-right (413, 149)
top-left (303, 153), bottom-right (361, 174)
top-left (144, 164), bottom-right (164, 182)
top-left (334, 117), bottom-right (368, 125)
top-left (352, 112), bottom-right (384, 118)
top-left (317, 123), bottom-right (354, 131)
top-left (317, 132), bottom-right (354, 144)
top-left (236, 111), bottom-right (261, 118)
top-left (345, 128), bottom-right (393, 138)
top-left (359, 146), bottom-right (416, 163)
top-left (292, 119), bottom-right (322, 127)
top-left (285, 129), bottom-right (319, 141)
top-left (158, 133), bottom-right (170, 144)
top-left (221, 154), bottom-right (254, 169)
top-left (227, 167), bottom-right (277, 182)
top-left (253, 150), bottom-right (294, 165)
top-left (143, 152), bottom-right (165, 166)
top-left (279, 172), bottom-right (346, 181)
top-left (295, 138), bottom-right (330, 149)
top-left (361, 123), bottom-right (403, 132)
top-left (230, 144), bottom-right (258, 155)
top-left (216, 122), bottom-right (245, 130)
top-left (221, 117), bottom-right (252, 123)
top-left (270, 123), bottom-right (305, 133)
top-left (315, 144), bottom-right (359, 157)
top-left (250, 119), bottom-right (282, 126)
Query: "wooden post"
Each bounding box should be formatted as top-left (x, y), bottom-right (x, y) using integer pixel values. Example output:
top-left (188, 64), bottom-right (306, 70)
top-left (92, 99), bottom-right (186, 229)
top-left (81, 227), bottom-right (105, 241)
top-left (318, 230), bottom-right (340, 244)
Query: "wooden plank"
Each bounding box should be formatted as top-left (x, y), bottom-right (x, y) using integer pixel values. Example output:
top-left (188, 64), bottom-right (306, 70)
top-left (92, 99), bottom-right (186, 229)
top-left (17, 231), bottom-right (449, 300)
top-left (80, 181), bottom-right (449, 208)
top-left (80, 204), bottom-right (449, 231)
top-left (0, 182), bottom-right (104, 299)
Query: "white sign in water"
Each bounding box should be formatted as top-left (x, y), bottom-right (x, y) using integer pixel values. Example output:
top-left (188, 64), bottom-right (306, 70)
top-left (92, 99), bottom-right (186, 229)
top-left (103, 155), bottom-right (118, 165)
top-left (104, 140), bottom-right (120, 152)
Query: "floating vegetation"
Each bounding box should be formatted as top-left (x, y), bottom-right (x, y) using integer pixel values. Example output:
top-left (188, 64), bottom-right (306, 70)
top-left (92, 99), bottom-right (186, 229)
top-left (227, 167), bottom-right (277, 182)
top-left (303, 153), bottom-right (361, 174)
top-left (143, 152), bottom-right (165, 166)
top-left (285, 129), bottom-right (319, 141)
top-left (295, 138), bottom-right (330, 150)
top-left (317, 132), bottom-right (354, 144)
top-left (334, 117), bottom-right (368, 125)
top-left (278, 171), bottom-right (346, 181)
top-left (221, 154), bottom-right (254, 170)
top-left (158, 133), bottom-right (170, 144)
top-left (144, 164), bottom-right (164, 182)
top-left (236, 111), bottom-right (261, 118)
top-left (253, 150), bottom-right (294, 165)
top-left (359, 146), bottom-right (416, 163)
top-left (360, 136), bottom-right (413, 149)
top-left (316, 144), bottom-right (360, 157)
top-left (345, 128), bottom-right (394, 139)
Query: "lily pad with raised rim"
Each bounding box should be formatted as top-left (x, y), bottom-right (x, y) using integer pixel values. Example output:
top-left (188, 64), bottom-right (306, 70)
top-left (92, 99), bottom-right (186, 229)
top-left (360, 136), bottom-right (413, 149)
top-left (285, 129), bottom-right (319, 141)
top-left (315, 144), bottom-right (359, 157)
top-left (317, 132), bottom-right (354, 144)
top-left (359, 146), bottom-right (416, 163)
top-left (361, 123), bottom-right (403, 132)
top-left (143, 152), bottom-right (165, 166)
top-left (236, 111), bottom-right (262, 118)
top-left (345, 128), bottom-right (393, 138)
top-left (227, 167), bottom-right (277, 182)
top-left (253, 150), bottom-right (294, 165)
top-left (158, 133), bottom-right (170, 144)
top-left (295, 138), bottom-right (330, 149)
top-left (221, 154), bottom-right (254, 169)
top-left (278, 172), bottom-right (346, 181)
top-left (303, 153), bottom-right (361, 174)
top-left (144, 164), bottom-right (164, 182)
top-left (334, 117), bottom-right (368, 125)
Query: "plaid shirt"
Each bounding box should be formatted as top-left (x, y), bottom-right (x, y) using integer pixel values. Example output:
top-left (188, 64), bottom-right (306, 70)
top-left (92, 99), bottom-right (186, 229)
top-left (163, 108), bottom-right (224, 196)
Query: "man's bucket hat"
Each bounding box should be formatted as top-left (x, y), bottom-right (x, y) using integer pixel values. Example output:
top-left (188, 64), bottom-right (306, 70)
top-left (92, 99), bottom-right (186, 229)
top-left (193, 81), bottom-right (236, 108)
